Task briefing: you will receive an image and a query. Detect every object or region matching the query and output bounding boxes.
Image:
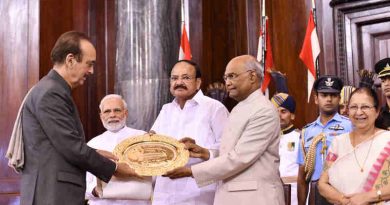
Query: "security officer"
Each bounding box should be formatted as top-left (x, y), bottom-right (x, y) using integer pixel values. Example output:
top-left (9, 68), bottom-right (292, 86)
top-left (374, 58), bottom-right (390, 130)
top-left (271, 93), bottom-right (300, 205)
top-left (297, 76), bottom-right (352, 205)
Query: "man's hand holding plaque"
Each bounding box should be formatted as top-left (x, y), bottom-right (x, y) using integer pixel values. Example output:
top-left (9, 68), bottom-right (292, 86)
top-left (180, 137), bottom-right (210, 161)
top-left (96, 149), bottom-right (142, 179)
top-left (163, 137), bottom-right (211, 179)
top-left (114, 162), bottom-right (143, 179)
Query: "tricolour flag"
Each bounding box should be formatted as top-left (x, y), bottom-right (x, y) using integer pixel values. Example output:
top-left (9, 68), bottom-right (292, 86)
top-left (261, 19), bottom-right (273, 93)
top-left (299, 10), bottom-right (320, 102)
top-left (179, 22), bottom-right (192, 60)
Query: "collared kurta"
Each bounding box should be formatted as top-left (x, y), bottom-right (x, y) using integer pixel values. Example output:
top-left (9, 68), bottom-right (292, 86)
top-left (86, 126), bottom-right (150, 205)
top-left (297, 113), bottom-right (352, 181)
top-left (151, 90), bottom-right (229, 205)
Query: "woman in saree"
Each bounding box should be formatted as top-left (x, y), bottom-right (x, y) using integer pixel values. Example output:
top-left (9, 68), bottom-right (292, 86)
top-left (318, 87), bottom-right (390, 205)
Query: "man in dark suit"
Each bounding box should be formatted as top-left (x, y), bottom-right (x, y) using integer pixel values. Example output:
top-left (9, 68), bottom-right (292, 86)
top-left (21, 31), bottom-right (138, 205)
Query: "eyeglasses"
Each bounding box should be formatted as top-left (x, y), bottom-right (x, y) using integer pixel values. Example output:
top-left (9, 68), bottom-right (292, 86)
top-left (223, 70), bottom-right (253, 82)
top-left (170, 75), bottom-right (195, 82)
top-left (347, 105), bottom-right (375, 112)
top-left (101, 108), bottom-right (123, 115)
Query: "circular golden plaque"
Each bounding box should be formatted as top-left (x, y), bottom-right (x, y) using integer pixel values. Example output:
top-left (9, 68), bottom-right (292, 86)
top-left (113, 134), bottom-right (189, 176)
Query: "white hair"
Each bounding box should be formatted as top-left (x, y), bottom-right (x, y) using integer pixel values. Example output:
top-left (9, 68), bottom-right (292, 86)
top-left (244, 58), bottom-right (264, 81)
top-left (99, 94), bottom-right (128, 112)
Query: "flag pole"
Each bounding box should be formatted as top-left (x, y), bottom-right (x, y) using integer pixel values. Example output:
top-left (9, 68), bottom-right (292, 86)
top-left (312, 0), bottom-right (320, 79)
top-left (179, 0), bottom-right (192, 60)
top-left (261, 0), bottom-right (266, 64)
top-left (181, 0), bottom-right (185, 23)
top-left (299, 0), bottom-right (321, 102)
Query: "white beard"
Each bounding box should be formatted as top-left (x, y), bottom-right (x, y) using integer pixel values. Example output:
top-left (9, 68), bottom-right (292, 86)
top-left (103, 119), bottom-right (126, 132)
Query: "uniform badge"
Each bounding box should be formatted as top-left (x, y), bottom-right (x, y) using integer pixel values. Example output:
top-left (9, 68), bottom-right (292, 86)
top-left (329, 124), bottom-right (344, 130)
top-left (287, 142), bottom-right (295, 151)
top-left (306, 136), bottom-right (313, 142)
top-left (325, 78), bottom-right (334, 87)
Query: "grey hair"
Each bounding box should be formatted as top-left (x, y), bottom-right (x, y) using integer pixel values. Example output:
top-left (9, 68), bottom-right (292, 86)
top-left (99, 94), bottom-right (128, 112)
top-left (244, 58), bottom-right (264, 81)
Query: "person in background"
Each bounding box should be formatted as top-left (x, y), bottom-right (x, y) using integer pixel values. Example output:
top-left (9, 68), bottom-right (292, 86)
top-left (150, 60), bottom-right (229, 205)
top-left (375, 58), bottom-right (390, 130)
top-left (297, 76), bottom-right (352, 205)
top-left (271, 93), bottom-right (300, 205)
top-left (86, 94), bottom-right (151, 205)
top-left (318, 87), bottom-right (390, 204)
top-left (20, 31), bottom-right (139, 205)
top-left (163, 55), bottom-right (285, 205)
top-left (339, 86), bottom-right (356, 117)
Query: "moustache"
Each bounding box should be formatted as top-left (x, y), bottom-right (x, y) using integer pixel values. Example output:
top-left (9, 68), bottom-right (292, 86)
top-left (174, 85), bottom-right (187, 90)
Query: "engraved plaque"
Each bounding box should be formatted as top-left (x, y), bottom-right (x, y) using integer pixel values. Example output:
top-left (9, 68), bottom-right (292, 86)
top-left (113, 134), bottom-right (189, 176)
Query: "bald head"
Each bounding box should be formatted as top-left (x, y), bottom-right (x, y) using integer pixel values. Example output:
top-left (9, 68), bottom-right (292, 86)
top-left (227, 55), bottom-right (264, 81)
top-left (224, 55), bottom-right (263, 102)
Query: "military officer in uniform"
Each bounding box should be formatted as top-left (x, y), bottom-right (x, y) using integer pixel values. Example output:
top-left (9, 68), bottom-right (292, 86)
top-left (374, 58), bottom-right (390, 130)
top-left (271, 93), bottom-right (300, 205)
top-left (297, 76), bottom-right (353, 205)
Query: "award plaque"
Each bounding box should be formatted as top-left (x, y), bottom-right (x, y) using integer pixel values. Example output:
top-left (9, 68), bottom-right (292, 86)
top-left (113, 134), bottom-right (189, 176)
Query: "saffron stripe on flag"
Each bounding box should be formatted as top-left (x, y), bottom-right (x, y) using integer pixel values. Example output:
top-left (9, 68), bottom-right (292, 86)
top-left (299, 10), bottom-right (320, 102)
top-left (179, 22), bottom-right (192, 60)
top-left (261, 18), bottom-right (273, 93)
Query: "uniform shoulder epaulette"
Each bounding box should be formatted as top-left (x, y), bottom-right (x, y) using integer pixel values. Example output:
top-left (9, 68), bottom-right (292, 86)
top-left (303, 122), bottom-right (315, 129)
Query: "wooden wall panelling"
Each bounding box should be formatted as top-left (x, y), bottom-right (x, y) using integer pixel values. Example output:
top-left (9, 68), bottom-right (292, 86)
top-left (318, 0), bottom-right (337, 76)
top-left (189, 0), bottom-right (318, 126)
top-left (246, 0), bottom-right (261, 57)
top-left (189, 0), bottom-right (202, 70)
top-left (268, 0), bottom-right (318, 128)
top-left (332, 0), bottom-right (390, 85)
top-left (332, 0), bottom-right (390, 108)
top-left (227, 0), bottom-right (249, 58)
top-left (201, 0), bottom-right (230, 88)
top-left (85, 0), bottom-right (117, 141)
top-left (197, 0), bottom-right (256, 110)
top-left (0, 0), bottom-right (39, 203)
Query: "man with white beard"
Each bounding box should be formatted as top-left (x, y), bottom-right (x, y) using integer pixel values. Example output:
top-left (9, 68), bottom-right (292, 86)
top-left (85, 94), bottom-right (152, 205)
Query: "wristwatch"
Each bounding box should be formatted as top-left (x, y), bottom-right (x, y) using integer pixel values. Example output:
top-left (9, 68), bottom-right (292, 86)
top-left (377, 189), bottom-right (382, 201)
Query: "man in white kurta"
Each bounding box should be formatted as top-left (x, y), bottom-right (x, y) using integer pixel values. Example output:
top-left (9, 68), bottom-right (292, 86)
top-left (151, 60), bottom-right (229, 205)
top-left (271, 93), bottom-right (300, 205)
top-left (85, 94), bottom-right (151, 205)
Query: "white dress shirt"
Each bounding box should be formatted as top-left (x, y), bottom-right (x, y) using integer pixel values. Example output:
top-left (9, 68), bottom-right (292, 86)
top-left (86, 126), bottom-right (150, 205)
top-left (151, 90), bottom-right (229, 205)
top-left (279, 127), bottom-right (300, 205)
